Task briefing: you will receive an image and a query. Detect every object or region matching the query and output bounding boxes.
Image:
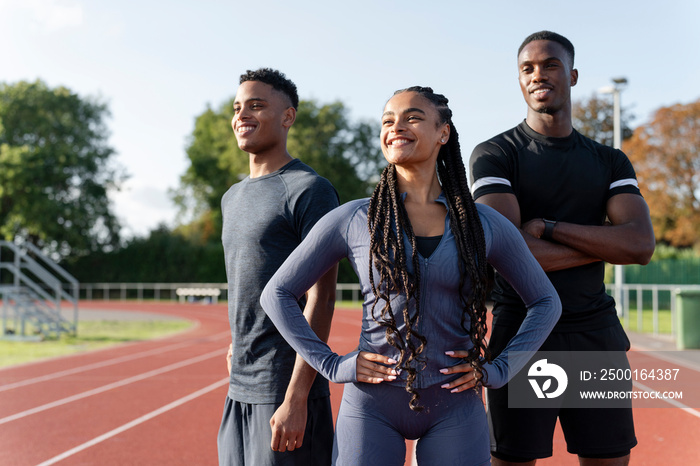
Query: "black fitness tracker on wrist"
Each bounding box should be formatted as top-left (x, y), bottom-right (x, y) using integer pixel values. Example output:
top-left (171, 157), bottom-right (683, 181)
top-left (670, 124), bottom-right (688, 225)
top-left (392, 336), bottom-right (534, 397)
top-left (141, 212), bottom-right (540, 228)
top-left (542, 219), bottom-right (557, 240)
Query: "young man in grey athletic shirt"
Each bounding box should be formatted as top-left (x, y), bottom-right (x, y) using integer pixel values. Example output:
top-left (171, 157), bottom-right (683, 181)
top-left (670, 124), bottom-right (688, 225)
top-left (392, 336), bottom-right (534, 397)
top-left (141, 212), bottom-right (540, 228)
top-left (217, 68), bottom-right (339, 466)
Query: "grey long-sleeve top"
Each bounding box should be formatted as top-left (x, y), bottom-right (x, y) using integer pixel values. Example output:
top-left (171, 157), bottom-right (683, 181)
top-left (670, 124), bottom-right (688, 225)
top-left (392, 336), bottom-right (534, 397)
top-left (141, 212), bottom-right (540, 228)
top-left (261, 195), bottom-right (561, 389)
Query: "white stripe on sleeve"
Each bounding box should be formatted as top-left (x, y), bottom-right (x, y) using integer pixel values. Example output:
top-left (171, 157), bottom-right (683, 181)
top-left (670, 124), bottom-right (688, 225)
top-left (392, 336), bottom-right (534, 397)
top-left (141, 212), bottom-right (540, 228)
top-left (609, 178), bottom-right (638, 190)
top-left (471, 176), bottom-right (512, 193)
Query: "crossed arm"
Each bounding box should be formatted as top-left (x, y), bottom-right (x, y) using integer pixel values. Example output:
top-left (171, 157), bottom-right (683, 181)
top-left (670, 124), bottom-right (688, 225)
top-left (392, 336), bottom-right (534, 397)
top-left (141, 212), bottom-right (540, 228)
top-left (476, 192), bottom-right (655, 271)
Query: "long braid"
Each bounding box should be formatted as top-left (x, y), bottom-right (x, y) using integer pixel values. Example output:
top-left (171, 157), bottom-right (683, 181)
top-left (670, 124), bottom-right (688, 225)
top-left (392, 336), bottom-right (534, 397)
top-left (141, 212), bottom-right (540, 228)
top-left (368, 164), bottom-right (427, 411)
top-left (389, 166), bottom-right (426, 408)
top-left (436, 122), bottom-right (490, 384)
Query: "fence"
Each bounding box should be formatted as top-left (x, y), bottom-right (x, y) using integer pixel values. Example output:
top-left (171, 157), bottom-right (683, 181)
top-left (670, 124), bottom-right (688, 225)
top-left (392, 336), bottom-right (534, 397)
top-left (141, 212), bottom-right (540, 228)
top-left (74, 282), bottom-right (700, 339)
top-left (606, 283), bottom-right (700, 338)
top-left (624, 258), bottom-right (700, 285)
top-left (76, 282), bottom-right (364, 304)
top-left (79, 283), bottom-right (227, 302)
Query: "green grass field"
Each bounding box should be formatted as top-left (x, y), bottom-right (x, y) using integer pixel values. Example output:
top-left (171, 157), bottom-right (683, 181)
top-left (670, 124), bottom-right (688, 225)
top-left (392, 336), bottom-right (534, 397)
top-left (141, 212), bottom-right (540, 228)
top-left (620, 308), bottom-right (672, 334)
top-left (0, 319), bottom-right (192, 368)
top-left (336, 300), bottom-right (362, 309)
top-left (0, 303), bottom-right (674, 370)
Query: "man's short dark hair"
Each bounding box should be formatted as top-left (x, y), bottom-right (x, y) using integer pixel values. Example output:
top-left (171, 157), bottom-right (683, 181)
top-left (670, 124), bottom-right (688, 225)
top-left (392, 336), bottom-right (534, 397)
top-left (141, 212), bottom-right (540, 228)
top-left (518, 31), bottom-right (575, 68)
top-left (239, 68), bottom-right (299, 109)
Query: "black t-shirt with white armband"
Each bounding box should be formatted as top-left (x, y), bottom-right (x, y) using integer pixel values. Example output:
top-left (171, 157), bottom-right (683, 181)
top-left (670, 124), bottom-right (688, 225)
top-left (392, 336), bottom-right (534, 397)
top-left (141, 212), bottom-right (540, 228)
top-left (469, 120), bottom-right (642, 332)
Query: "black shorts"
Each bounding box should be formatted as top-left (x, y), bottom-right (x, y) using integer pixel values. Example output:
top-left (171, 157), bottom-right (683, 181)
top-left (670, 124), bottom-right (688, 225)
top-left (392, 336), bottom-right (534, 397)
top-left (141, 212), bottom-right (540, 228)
top-left (486, 322), bottom-right (637, 460)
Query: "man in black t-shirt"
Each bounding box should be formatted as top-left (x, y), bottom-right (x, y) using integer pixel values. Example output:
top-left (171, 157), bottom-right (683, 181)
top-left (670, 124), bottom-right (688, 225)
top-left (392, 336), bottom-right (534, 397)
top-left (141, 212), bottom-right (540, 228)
top-left (469, 31), bottom-right (655, 466)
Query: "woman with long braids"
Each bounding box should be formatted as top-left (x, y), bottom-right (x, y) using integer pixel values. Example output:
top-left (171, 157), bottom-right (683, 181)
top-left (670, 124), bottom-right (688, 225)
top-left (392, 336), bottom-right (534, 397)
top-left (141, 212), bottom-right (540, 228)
top-left (261, 87), bottom-right (561, 465)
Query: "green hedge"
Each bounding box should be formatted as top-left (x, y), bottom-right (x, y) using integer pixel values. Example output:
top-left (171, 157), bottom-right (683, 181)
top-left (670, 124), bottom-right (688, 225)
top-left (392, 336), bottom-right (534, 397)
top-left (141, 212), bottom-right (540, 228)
top-left (624, 258), bottom-right (700, 285)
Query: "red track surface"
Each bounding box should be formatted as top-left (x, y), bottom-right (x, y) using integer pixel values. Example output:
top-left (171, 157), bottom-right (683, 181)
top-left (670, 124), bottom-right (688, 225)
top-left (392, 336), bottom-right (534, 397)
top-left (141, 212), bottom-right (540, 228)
top-left (1, 301), bottom-right (698, 465)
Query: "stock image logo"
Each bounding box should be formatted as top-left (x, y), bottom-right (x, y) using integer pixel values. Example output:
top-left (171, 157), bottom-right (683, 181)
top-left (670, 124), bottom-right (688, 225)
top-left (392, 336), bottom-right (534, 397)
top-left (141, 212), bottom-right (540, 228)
top-left (509, 351), bottom-right (690, 409)
top-left (528, 359), bottom-right (568, 399)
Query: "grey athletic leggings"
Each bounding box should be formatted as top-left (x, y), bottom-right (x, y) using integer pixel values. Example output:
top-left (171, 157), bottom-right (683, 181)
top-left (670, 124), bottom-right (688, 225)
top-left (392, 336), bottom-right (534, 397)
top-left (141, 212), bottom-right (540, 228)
top-left (333, 382), bottom-right (490, 466)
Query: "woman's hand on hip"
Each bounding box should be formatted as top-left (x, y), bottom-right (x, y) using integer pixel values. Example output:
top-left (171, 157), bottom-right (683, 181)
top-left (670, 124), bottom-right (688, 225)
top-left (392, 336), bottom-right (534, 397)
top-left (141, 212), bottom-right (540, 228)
top-left (440, 350), bottom-right (482, 393)
top-left (356, 351), bottom-right (398, 383)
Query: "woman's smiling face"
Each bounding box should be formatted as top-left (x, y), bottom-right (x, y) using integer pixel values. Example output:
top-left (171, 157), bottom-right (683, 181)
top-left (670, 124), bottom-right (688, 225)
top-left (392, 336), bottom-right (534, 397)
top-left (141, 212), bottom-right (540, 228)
top-left (380, 91), bottom-right (449, 168)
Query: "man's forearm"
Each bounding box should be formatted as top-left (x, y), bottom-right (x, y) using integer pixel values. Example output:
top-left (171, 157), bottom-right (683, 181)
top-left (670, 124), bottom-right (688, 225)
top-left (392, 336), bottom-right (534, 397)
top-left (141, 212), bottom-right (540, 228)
top-left (539, 193), bottom-right (655, 265)
top-left (283, 355), bottom-right (318, 404)
top-left (476, 192), bottom-right (599, 272)
top-left (520, 228), bottom-right (600, 272)
top-left (526, 217), bottom-right (654, 266)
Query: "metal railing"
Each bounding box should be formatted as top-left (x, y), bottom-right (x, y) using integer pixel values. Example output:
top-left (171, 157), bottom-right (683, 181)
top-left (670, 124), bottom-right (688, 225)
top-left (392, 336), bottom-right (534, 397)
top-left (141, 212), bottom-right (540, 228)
top-left (75, 282), bottom-right (365, 304)
top-left (606, 283), bottom-right (700, 338)
top-left (78, 282), bottom-right (228, 301)
top-left (76, 282), bottom-right (697, 337)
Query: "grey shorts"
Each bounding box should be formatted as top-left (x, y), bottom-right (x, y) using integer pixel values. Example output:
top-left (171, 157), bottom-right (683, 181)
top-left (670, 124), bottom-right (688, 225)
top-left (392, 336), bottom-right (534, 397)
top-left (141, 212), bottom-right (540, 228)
top-left (217, 395), bottom-right (333, 466)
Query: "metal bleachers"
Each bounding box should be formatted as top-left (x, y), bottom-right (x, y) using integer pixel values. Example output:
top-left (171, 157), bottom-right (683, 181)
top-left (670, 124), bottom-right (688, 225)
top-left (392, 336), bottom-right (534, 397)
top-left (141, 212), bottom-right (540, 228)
top-left (0, 240), bottom-right (79, 339)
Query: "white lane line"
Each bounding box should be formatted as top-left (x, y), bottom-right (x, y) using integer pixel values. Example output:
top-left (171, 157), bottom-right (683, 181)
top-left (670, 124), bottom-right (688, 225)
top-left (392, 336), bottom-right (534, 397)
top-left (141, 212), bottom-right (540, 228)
top-left (36, 377), bottom-right (230, 466)
top-left (633, 381), bottom-right (700, 418)
top-left (0, 348), bottom-right (227, 425)
top-left (0, 331), bottom-right (231, 393)
top-left (628, 348), bottom-right (700, 417)
top-left (631, 347), bottom-right (700, 372)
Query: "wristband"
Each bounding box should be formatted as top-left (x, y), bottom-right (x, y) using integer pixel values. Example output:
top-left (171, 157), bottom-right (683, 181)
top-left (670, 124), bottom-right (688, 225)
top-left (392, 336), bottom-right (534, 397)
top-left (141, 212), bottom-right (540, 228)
top-left (542, 219), bottom-right (557, 240)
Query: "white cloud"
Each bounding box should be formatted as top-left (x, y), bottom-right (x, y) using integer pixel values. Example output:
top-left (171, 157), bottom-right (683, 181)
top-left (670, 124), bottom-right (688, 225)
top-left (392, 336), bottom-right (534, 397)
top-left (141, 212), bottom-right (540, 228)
top-left (0, 0), bottom-right (84, 33)
top-left (110, 182), bottom-right (178, 238)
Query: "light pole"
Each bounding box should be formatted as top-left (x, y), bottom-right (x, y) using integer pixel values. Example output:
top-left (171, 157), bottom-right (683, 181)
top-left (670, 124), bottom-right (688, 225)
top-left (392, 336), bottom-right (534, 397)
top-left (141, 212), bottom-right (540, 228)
top-left (599, 77), bottom-right (628, 316)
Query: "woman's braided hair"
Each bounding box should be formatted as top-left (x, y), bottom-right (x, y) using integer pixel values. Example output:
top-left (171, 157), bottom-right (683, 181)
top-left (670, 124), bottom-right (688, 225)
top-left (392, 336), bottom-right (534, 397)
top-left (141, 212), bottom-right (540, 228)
top-left (367, 86), bottom-right (490, 411)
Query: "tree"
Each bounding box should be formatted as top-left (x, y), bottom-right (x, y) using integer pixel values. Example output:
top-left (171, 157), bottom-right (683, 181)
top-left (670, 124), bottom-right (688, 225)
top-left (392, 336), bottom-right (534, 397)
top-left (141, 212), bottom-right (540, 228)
top-left (286, 100), bottom-right (384, 203)
top-left (0, 80), bottom-right (123, 258)
top-left (174, 97), bottom-right (383, 240)
top-left (172, 101), bottom-right (246, 230)
top-left (572, 94), bottom-right (634, 146)
top-left (65, 225), bottom-right (225, 283)
top-left (624, 99), bottom-right (700, 248)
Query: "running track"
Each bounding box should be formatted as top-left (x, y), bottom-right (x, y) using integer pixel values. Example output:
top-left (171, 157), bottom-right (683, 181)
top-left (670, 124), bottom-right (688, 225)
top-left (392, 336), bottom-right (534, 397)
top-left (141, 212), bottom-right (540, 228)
top-left (1, 301), bottom-right (699, 465)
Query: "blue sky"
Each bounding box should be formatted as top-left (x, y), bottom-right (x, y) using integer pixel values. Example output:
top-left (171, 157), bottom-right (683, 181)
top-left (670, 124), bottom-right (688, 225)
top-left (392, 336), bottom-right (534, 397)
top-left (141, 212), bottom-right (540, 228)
top-left (2, 0), bottom-right (699, 237)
